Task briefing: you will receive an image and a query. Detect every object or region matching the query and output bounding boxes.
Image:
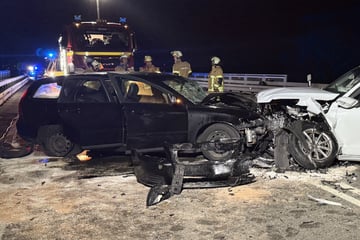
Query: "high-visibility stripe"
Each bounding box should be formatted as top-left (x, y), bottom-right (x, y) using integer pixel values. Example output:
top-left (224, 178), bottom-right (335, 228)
top-left (74, 51), bottom-right (132, 56)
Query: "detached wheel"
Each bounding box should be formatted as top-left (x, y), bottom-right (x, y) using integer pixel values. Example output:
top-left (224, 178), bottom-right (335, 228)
top-left (198, 123), bottom-right (240, 161)
top-left (288, 121), bottom-right (338, 169)
top-left (40, 126), bottom-right (74, 157)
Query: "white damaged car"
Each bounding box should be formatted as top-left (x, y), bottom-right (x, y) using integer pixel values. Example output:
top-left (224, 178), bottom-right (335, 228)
top-left (257, 66), bottom-right (360, 169)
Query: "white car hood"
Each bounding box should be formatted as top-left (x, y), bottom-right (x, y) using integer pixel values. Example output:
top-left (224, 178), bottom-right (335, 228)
top-left (257, 87), bottom-right (339, 104)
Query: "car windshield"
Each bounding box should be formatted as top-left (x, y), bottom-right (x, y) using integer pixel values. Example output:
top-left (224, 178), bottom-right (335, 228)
top-left (324, 66), bottom-right (360, 95)
top-left (163, 78), bottom-right (207, 104)
top-left (75, 27), bottom-right (129, 52)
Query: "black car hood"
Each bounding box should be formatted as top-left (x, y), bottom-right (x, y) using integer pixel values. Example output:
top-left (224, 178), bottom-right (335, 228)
top-left (200, 92), bottom-right (258, 111)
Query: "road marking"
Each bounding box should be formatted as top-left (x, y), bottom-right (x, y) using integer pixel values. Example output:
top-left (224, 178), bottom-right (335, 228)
top-left (336, 182), bottom-right (360, 196)
top-left (311, 182), bottom-right (360, 208)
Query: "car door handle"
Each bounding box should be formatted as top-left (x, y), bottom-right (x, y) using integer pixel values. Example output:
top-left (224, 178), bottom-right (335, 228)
top-left (64, 108), bottom-right (80, 114)
top-left (130, 110), bottom-right (151, 117)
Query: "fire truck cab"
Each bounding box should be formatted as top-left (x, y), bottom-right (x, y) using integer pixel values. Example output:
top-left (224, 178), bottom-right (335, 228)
top-left (55, 17), bottom-right (136, 75)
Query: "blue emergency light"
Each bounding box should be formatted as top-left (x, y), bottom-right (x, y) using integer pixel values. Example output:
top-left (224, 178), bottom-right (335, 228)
top-left (119, 17), bottom-right (127, 23)
top-left (74, 15), bottom-right (82, 21)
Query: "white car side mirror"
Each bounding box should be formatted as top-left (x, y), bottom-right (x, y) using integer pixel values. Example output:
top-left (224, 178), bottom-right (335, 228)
top-left (336, 96), bottom-right (359, 109)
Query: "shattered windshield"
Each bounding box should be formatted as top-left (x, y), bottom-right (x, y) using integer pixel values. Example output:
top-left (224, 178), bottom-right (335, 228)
top-left (324, 66), bottom-right (360, 95)
top-left (164, 78), bottom-right (207, 104)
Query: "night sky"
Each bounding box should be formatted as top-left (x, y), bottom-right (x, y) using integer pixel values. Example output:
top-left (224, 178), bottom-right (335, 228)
top-left (1, 0), bottom-right (360, 82)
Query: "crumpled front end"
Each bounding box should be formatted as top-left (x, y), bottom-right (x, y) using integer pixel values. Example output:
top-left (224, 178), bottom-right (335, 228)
top-left (132, 143), bottom-right (256, 206)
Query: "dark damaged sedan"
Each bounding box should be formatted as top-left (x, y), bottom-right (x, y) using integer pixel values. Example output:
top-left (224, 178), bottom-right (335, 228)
top-left (17, 72), bottom-right (270, 161)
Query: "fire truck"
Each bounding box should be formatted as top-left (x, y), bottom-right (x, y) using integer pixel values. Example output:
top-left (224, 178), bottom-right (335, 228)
top-left (46, 17), bottom-right (136, 76)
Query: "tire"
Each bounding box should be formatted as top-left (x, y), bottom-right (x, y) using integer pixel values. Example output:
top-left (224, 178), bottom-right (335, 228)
top-left (198, 123), bottom-right (240, 161)
top-left (288, 121), bottom-right (338, 169)
top-left (40, 126), bottom-right (74, 157)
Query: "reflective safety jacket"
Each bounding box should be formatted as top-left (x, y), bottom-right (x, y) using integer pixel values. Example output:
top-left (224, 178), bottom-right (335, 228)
top-left (208, 65), bottom-right (224, 92)
top-left (139, 64), bottom-right (160, 73)
top-left (114, 63), bottom-right (134, 72)
top-left (172, 61), bottom-right (192, 78)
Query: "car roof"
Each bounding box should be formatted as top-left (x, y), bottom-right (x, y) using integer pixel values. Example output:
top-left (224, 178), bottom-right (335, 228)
top-left (110, 72), bottom-right (188, 84)
top-left (49, 72), bottom-right (189, 84)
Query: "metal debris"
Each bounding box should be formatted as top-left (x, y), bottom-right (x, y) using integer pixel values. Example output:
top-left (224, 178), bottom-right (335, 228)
top-left (132, 143), bottom-right (256, 206)
top-left (307, 194), bottom-right (342, 206)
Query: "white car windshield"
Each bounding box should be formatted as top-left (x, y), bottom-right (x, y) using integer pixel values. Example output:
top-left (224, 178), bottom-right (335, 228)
top-left (164, 78), bottom-right (207, 104)
top-left (324, 66), bottom-right (360, 95)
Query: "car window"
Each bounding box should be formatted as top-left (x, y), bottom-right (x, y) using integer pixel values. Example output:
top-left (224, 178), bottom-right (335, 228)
top-left (122, 80), bottom-right (169, 104)
top-left (33, 83), bottom-right (62, 99)
top-left (75, 80), bottom-right (109, 103)
top-left (350, 87), bottom-right (360, 101)
top-left (325, 67), bottom-right (360, 95)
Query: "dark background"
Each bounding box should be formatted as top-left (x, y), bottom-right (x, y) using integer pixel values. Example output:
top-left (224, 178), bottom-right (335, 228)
top-left (1, 0), bottom-right (360, 82)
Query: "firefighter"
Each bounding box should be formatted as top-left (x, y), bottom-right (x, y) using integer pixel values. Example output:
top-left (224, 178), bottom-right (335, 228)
top-left (139, 55), bottom-right (160, 73)
top-left (208, 56), bottom-right (224, 92)
top-left (115, 55), bottom-right (134, 72)
top-left (171, 50), bottom-right (192, 78)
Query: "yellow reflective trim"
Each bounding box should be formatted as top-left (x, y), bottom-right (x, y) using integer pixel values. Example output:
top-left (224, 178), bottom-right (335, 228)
top-left (74, 51), bottom-right (132, 56)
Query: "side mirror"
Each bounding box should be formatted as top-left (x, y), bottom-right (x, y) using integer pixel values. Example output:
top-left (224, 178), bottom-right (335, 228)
top-left (336, 96), bottom-right (359, 109)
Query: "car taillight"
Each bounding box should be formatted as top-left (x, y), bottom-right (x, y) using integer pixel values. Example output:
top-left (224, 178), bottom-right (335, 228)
top-left (20, 89), bottom-right (28, 101)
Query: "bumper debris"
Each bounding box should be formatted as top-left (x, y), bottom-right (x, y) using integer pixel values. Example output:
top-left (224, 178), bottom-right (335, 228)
top-left (132, 143), bottom-right (256, 206)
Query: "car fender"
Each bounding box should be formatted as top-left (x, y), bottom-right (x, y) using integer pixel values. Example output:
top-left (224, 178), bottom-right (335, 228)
top-left (298, 97), bottom-right (323, 115)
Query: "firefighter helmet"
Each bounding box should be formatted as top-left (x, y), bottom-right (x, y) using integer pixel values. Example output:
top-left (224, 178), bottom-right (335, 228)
top-left (171, 50), bottom-right (182, 58)
top-left (211, 56), bottom-right (221, 65)
top-left (144, 55), bottom-right (152, 62)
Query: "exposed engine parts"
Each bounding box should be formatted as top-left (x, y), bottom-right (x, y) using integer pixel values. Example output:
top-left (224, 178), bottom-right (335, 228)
top-left (257, 97), bottom-right (338, 171)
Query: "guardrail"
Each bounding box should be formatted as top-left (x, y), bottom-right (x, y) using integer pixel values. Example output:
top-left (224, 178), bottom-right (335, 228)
top-left (189, 73), bottom-right (327, 93)
top-left (0, 75), bottom-right (29, 106)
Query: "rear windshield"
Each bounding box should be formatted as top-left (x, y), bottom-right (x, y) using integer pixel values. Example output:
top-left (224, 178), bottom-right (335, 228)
top-left (33, 83), bottom-right (61, 99)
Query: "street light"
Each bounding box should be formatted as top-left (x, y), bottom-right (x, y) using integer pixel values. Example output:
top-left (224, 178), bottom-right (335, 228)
top-left (96, 0), bottom-right (100, 20)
